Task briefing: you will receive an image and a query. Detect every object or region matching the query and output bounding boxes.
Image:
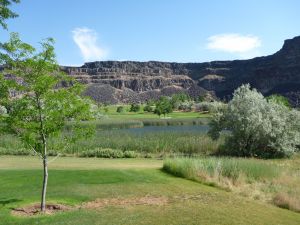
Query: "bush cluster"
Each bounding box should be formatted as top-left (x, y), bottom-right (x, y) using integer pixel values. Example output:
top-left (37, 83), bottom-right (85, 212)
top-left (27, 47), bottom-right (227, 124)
top-left (116, 106), bottom-right (125, 113)
top-left (79, 148), bottom-right (138, 158)
top-left (129, 104), bottom-right (141, 112)
top-left (209, 84), bottom-right (300, 158)
top-left (0, 147), bottom-right (30, 155)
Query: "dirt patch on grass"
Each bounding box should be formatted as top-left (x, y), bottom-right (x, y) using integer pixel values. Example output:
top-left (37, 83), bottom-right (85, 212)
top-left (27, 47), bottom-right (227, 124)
top-left (12, 203), bottom-right (72, 216)
top-left (81, 196), bottom-right (168, 209)
top-left (11, 196), bottom-right (168, 217)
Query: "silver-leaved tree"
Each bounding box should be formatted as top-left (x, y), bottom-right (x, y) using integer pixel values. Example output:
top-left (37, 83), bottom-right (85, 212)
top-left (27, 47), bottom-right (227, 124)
top-left (208, 84), bottom-right (300, 158)
top-left (0, 33), bottom-right (95, 212)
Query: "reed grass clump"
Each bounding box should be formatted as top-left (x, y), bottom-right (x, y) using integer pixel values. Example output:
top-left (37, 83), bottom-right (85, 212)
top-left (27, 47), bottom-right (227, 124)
top-left (163, 157), bottom-right (280, 184)
top-left (163, 157), bottom-right (300, 213)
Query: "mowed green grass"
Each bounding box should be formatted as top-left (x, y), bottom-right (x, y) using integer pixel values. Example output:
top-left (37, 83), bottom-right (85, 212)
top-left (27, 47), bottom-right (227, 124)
top-left (108, 111), bottom-right (209, 120)
top-left (100, 104), bottom-right (210, 120)
top-left (0, 156), bottom-right (300, 225)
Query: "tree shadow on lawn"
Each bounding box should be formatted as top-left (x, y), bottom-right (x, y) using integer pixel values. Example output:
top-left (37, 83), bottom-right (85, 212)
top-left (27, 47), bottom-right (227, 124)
top-left (0, 198), bottom-right (22, 207)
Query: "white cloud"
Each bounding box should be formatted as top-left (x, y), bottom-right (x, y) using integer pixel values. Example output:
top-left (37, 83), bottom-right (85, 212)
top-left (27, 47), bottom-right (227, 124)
top-left (206, 33), bottom-right (261, 54)
top-left (72, 27), bottom-right (107, 62)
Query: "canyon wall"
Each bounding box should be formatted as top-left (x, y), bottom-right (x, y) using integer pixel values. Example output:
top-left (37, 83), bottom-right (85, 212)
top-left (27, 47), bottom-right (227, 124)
top-left (59, 36), bottom-right (300, 105)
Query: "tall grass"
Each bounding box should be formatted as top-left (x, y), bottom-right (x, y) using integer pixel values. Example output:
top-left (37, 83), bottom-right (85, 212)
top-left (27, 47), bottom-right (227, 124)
top-left (66, 118), bottom-right (210, 130)
top-left (0, 128), bottom-right (223, 157)
top-left (163, 157), bottom-right (280, 184)
top-left (58, 131), bottom-right (222, 156)
top-left (66, 119), bottom-right (144, 130)
top-left (163, 157), bottom-right (300, 213)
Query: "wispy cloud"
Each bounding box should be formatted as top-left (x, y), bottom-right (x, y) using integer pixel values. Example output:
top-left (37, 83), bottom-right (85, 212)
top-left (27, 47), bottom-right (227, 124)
top-left (72, 27), bottom-right (107, 62)
top-left (206, 33), bottom-right (261, 57)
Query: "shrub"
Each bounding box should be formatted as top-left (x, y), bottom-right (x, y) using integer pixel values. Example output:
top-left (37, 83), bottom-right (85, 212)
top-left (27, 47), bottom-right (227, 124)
top-left (208, 84), bottom-right (300, 158)
top-left (143, 105), bottom-right (153, 112)
top-left (79, 148), bottom-right (124, 158)
top-left (79, 149), bottom-right (96, 157)
top-left (194, 102), bottom-right (210, 112)
top-left (0, 147), bottom-right (30, 156)
top-left (0, 105), bottom-right (7, 115)
top-left (102, 107), bottom-right (109, 113)
top-left (116, 106), bottom-right (125, 113)
top-left (170, 93), bottom-right (191, 109)
top-left (194, 101), bottom-right (226, 113)
top-left (267, 94), bottom-right (291, 108)
top-left (178, 102), bottom-right (193, 112)
top-left (129, 104), bottom-right (141, 112)
top-left (124, 150), bottom-right (138, 158)
top-left (97, 148), bottom-right (124, 158)
top-left (154, 96), bottom-right (173, 117)
top-left (48, 150), bottom-right (58, 156)
top-left (12, 148), bottom-right (30, 156)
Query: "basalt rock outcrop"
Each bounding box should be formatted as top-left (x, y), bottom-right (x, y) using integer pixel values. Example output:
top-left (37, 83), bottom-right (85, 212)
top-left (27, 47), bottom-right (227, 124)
top-left (61, 61), bottom-right (211, 103)
top-left (62, 36), bottom-right (300, 105)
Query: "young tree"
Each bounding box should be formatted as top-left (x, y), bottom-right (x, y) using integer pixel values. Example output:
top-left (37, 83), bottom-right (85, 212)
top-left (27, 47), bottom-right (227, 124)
top-left (154, 96), bottom-right (173, 117)
top-left (0, 0), bottom-right (20, 30)
top-left (170, 93), bottom-right (190, 109)
top-left (129, 103), bottom-right (140, 112)
top-left (143, 100), bottom-right (154, 112)
top-left (0, 33), bottom-right (95, 212)
top-left (116, 106), bottom-right (125, 113)
top-left (208, 84), bottom-right (300, 158)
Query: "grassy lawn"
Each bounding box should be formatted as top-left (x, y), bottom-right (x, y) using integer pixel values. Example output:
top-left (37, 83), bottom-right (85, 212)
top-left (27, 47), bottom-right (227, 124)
top-left (0, 156), bottom-right (300, 225)
top-left (99, 104), bottom-right (211, 120)
top-left (107, 111), bottom-right (210, 120)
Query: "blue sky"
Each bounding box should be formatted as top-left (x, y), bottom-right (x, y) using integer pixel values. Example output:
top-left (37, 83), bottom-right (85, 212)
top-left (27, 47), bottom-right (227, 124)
top-left (1, 0), bottom-right (300, 65)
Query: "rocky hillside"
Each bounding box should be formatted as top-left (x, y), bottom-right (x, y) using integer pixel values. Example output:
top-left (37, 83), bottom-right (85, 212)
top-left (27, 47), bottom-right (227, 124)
top-left (62, 36), bottom-right (300, 105)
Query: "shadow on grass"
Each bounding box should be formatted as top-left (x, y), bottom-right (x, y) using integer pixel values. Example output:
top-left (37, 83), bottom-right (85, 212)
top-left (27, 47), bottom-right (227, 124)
top-left (160, 167), bottom-right (229, 191)
top-left (0, 198), bottom-right (22, 207)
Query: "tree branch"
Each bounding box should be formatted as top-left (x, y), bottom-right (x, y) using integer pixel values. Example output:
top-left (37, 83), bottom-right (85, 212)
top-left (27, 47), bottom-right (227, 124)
top-left (47, 153), bottom-right (61, 164)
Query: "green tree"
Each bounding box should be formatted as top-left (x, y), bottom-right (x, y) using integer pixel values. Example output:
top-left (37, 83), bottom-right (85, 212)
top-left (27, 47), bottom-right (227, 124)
top-left (154, 96), bottom-right (173, 117)
top-left (196, 95), bottom-right (205, 103)
top-left (208, 84), bottom-right (300, 158)
top-left (143, 104), bottom-right (152, 112)
top-left (143, 100), bottom-right (154, 112)
top-left (0, 0), bottom-right (20, 30)
top-left (103, 106), bottom-right (109, 113)
top-left (170, 93), bottom-right (190, 109)
top-left (267, 94), bottom-right (291, 108)
top-left (0, 33), bottom-right (95, 212)
top-left (116, 106), bottom-right (125, 113)
top-left (129, 103), bottom-right (140, 112)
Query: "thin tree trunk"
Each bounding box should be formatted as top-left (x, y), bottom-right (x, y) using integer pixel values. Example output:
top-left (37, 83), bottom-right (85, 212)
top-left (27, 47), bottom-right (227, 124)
top-left (36, 95), bottom-right (48, 212)
top-left (41, 155), bottom-right (48, 212)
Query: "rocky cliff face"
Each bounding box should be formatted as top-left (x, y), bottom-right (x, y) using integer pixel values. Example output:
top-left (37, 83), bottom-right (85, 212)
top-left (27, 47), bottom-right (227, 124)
top-left (61, 61), bottom-right (210, 103)
top-left (61, 36), bottom-right (300, 105)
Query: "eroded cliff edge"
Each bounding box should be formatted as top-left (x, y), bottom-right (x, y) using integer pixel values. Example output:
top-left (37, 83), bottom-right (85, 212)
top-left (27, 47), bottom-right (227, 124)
top-left (61, 36), bottom-right (300, 105)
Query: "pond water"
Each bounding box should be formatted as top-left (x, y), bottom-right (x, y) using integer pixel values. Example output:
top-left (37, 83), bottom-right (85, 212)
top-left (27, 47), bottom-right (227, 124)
top-left (124, 125), bottom-right (210, 134)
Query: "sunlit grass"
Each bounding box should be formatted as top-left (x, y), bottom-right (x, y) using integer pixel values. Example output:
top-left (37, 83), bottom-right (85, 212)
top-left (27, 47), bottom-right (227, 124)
top-left (0, 156), bottom-right (300, 225)
top-left (163, 156), bottom-right (300, 213)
